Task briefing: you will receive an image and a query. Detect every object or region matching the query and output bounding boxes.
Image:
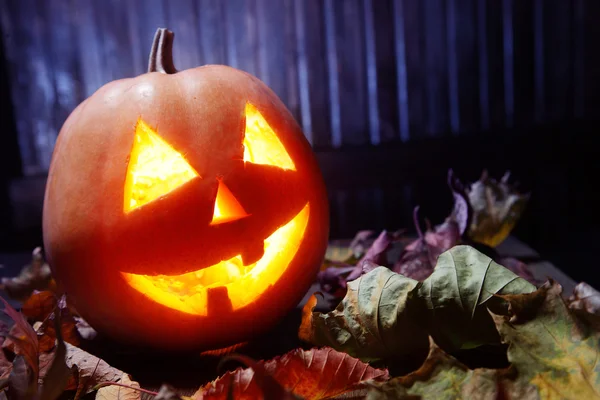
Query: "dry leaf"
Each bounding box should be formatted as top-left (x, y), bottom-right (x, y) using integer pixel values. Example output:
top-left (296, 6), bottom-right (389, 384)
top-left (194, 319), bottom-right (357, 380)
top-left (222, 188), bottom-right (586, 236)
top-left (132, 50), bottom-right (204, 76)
top-left (466, 171), bottom-right (529, 247)
top-left (95, 373), bottom-right (141, 400)
top-left (0, 248), bottom-right (55, 301)
top-left (64, 342), bottom-right (126, 395)
top-left (1, 297), bottom-right (39, 382)
top-left (195, 347), bottom-right (388, 399)
top-left (367, 281), bottom-right (600, 399)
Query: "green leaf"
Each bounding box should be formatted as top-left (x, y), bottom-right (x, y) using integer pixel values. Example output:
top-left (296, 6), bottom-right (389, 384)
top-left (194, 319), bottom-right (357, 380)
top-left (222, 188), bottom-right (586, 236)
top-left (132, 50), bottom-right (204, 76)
top-left (300, 267), bottom-right (429, 362)
top-left (417, 245), bottom-right (536, 351)
top-left (367, 280), bottom-right (600, 399)
top-left (299, 246), bottom-right (535, 361)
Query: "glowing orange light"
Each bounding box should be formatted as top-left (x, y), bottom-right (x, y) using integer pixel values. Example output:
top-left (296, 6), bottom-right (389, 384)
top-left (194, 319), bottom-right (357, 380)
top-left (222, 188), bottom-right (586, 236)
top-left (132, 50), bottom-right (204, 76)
top-left (124, 119), bottom-right (199, 213)
top-left (210, 179), bottom-right (249, 225)
top-left (122, 203), bottom-right (310, 315)
top-left (243, 103), bottom-right (296, 171)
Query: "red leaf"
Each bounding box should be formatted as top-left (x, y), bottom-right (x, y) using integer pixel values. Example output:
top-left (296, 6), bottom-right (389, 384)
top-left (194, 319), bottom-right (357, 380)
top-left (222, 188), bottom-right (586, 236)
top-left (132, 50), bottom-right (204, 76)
top-left (0, 296), bottom-right (39, 380)
top-left (196, 347), bottom-right (389, 400)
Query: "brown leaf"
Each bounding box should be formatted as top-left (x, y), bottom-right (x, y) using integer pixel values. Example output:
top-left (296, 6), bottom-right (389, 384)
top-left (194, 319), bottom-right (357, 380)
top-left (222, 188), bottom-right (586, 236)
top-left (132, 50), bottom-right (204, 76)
top-left (1, 296), bottom-right (39, 381)
top-left (569, 282), bottom-right (600, 329)
top-left (196, 347), bottom-right (388, 400)
top-left (39, 310), bottom-right (72, 400)
top-left (0, 248), bottom-right (55, 302)
top-left (465, 171), bottom-right (529, 247)
top-left (95, 373), bottom-right (141, 400)
top-left (22, 291), bottom-right (57, 322)
top-left (7, 355), bottom-right (36, 400)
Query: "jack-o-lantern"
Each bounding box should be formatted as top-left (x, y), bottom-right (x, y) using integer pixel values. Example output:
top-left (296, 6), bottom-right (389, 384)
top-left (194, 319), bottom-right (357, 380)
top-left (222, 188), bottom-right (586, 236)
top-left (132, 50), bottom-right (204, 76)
top-left (42, 28), bottom-right (329, 350)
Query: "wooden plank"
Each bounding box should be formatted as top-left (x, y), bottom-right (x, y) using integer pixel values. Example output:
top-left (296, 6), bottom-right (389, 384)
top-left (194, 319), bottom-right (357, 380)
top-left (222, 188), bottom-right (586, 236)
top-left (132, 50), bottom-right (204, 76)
top-left (43, 0), bottom-right (83, 139)
top-left (282, 0), bottom-right (300, 126)
top-left (502, 0), bottom-right (514, 128)
top-left (401, 0), bottom-right (426, 138)
top-left (196, 0), bottom-right (227, 65)
top-left (293, 0), bottom-right (313, 142)
top-left (224, 0), bottom-right (258, 75)
top-left (0, 0), bottom-right (37, 174)
top-left (423, 0), bottom-right (449, 136)
top-left (136, 0), bottom-right (168, 72)
top-left (21, 0), bottom-right (56, 172)
top-left (333, 0), bottom-right (369, 146)
top-left (453, 0), bottom-right (479, 133)
top-left (572, 0), bottom-right (585, 118)
top-left (485, 0), bottom-right (506, 130)
top-left (544, 0), bottom-right (572, 121)
top-left (125, 0), bottom-right (146, 75)
top-left (304, 0), bottom-right (331, 149)
top-left (323, 0), bottom-right (341, 148)
top-left (372, 0), bottom-right (399, 143)
top-left (476, 0), bottom-right (490, 130)
top-left (533, 0), bottom-right (545, 123)
top-left (583, 0), bottom-right (600, 118)
top-left (165, 0), bottom-right (201, 70)
top-left (391, 0), bottom-right (410, 142)
top-left (363, 0), bottom-right (380, 145)
top-left (512, 0), bottom-right (534, 127)
top-left (94, 0), bottom-right (136, 81)
top-left (446, 0), bottom-right (460, 134)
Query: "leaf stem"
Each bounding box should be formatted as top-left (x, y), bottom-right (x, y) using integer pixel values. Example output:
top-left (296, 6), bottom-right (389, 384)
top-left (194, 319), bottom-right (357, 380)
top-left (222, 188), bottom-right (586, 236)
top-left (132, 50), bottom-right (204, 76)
top-left (93, 381), bottom-right (159, 396)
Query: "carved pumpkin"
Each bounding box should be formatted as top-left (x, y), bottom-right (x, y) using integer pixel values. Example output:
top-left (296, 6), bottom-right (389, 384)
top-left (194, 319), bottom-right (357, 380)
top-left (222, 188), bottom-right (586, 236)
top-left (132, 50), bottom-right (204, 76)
top-left (42, 28), bottom-right (329, 350)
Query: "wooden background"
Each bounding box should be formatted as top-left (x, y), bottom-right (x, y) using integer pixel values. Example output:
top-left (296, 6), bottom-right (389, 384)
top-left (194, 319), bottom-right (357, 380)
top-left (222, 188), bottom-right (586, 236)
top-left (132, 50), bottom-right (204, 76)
top-left (1, 0), bottom-right (600, 283)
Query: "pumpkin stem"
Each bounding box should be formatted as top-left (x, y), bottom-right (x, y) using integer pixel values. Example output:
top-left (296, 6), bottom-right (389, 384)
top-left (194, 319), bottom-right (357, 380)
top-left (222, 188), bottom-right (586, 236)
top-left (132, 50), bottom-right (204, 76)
top-left (148, 28), bottom-right (177, 74)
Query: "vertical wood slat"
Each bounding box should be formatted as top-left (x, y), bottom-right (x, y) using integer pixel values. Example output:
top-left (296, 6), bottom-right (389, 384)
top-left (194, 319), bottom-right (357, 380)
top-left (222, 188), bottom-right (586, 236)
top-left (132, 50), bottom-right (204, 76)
top-left (334, 0), bottom-right (369, 146)
top-left (363, 0), bottom-right (380, 145)
top-left (573, 0), bottom-right (585, 118)
top-left (44, 0), bottom-right (82, 137)
top-left (283, 0), bottom-right (300, 124)
top-left (502, 0), bottom-right (514, 128)
top-left (512, 0), bottom-right (534, 127)
top-left (0, 0), bottom-right (38, 174)
top-left (224, 0), bottom-right (258, 76)
top-left (533, 0), bottom-right (545, 123)
top-left (165, 0), bottom-right (201, 70)
top-left (323, 0), bottom-right (341, 148)
top-left (304, 0), bottom-right (331, 149)
top-left (476, 0), bottom-right (490, 131)
top-left (196, 0), bottom-right (227, 65)
top-left (372, 0), bottom-right (399, 143)
top-left (392, 0), bottom-right (410, 142)
top-left (293, 0), bottom-right (313, 143)
top-left (485, 0), bottom-right (506, 130)
top-left (446, 0), bottom-right (460, 134)
top-left (402, 0), bottom-right (426, 138)
top-left (423, 0), bottom-right (449, 136)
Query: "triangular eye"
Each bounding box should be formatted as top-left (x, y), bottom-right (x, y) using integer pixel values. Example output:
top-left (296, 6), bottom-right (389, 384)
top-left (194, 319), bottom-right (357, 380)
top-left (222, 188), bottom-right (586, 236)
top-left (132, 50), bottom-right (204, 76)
top-left (243, 103), bottom-right (296, 171)
top-left (210, 179), bottom-right (249, 225)
top-left (124, 119), bottom-right (200, 213)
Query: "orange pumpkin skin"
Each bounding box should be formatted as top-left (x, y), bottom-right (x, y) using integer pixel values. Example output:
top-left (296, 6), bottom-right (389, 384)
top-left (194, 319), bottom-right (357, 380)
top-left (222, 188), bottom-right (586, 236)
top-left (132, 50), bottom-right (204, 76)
top-left (42, 29), bottom-right (329, 350)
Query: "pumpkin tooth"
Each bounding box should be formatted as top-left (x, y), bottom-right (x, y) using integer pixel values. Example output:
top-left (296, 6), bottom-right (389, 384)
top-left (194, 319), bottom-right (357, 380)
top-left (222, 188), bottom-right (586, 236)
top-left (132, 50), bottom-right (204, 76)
top-left (240, 241), bottom-right (265, 266)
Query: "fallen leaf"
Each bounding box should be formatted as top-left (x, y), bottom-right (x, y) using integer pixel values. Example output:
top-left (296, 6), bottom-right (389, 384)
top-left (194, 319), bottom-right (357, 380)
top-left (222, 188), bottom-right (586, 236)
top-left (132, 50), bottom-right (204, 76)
top-left (367, 280), bottom-right (600, 399)
top-left (301, 246), bottom-right (535, 362)
top-left (64, 343), bottom-right (126, 395)
top-left (569, 282), bottom-right (600, 327)
top-left (95, 373), bottom-right (141, 400)
top-left (465, 171), bottom-right (529, 247)
top-left (39, 310), bottom-right (72, 400)
top-left (195, 347), bottom-right (388, 400)
top-left (73, 316), bottom-right (97, 341)
top-left (7, 355), bottom-right (36, 400)
top-left (301, 267), bottom-right (429, 362)
top-left (1, 297), bottom-right (39, 381)
top-left (447, 169), bottom-right (472, 236)
top-left (0, 248), bottom-right (55, 302)
top-left (416, 245), bottom-right (536, 352)
top-left (155, 385), bottom-right (192, 400)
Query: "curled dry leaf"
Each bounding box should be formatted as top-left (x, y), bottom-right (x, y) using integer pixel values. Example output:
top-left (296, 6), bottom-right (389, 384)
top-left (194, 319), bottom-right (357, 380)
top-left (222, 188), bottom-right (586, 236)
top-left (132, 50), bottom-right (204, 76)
top-left (465, 171), bottom-right (529, 247)
top-left (1, 297), bottom-right (39, 382)
top-left (368, 280), bottom-right (600, 399)
top-left (195, 347), bottom-right (388, 400)
top-left (64, 342), bottom-right (126, 395)
top-left (0, 248), bottom-right (55, 301)
top-left (95, 373), bottom-right (141, 400)
top-left (301, 246), bottom-right (535, 362)
top-left (569, 282), bottom-right (600, 315)
top-left (301, 268), bottom-right (428, 362)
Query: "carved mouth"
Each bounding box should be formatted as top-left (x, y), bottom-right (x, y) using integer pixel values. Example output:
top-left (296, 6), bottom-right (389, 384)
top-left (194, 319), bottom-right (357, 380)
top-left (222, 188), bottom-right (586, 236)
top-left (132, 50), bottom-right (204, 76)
top-left (121, 203), bottom-right (310, 316)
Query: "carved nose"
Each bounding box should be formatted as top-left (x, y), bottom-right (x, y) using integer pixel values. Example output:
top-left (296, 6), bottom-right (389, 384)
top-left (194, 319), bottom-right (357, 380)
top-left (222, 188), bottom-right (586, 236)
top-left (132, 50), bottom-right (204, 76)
top-left (210, 179), bottom-right (249, 225)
